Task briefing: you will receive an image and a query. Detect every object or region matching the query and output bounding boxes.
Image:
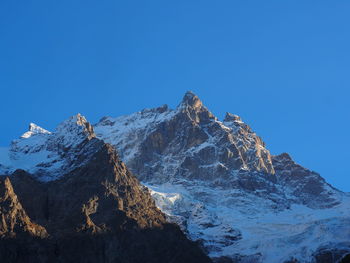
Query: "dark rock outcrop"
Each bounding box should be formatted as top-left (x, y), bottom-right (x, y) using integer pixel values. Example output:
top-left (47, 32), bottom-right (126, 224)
top-left (312, 246), bottom-right (350, 263)
top-left (0, 118), bottom-right (211, 263)
top-left (0, 177), bottom-right (47, 239)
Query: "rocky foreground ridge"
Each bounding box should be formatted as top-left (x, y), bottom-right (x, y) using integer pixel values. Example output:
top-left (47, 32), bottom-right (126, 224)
top-left (0, 114), bottom-right (211, 263)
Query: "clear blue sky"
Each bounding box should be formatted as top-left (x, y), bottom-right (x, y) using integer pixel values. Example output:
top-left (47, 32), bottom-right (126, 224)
top-left (0, 1), bottom-right (349, 191)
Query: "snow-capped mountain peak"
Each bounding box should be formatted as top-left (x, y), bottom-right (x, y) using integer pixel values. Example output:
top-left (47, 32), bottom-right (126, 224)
top-left (56, 113), bottom-right (95, 136)
top-left (55, 113), bottom-right (96, 147)
top-left (94, 91), bottom-right (350, 262)
top-left (96, 91), bottom-right (275, 183)
top-left (21, 123), bottom-right (51, 139)
top-left (1, 114), bottom-right (99, 181)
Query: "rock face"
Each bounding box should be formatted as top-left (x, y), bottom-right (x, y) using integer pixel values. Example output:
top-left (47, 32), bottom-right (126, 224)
top-left (272, 153), bottom-right (341, 208)
top-left (95, 92), bottom-right (274, 183)
top-left (0, 115), bottom-right (211, 263)
top-left (94, 91), bottom-right (350, 263)
top-left (0, 177), bottom-right (47, 238)
top-left (94, 91), bottom-right (341, 208)
top-left (5, 114), bottom-right (98, 181)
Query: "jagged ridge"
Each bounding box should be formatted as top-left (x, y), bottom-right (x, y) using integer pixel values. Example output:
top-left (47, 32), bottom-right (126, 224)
top-left (0, 114), bottom-right (211, 263)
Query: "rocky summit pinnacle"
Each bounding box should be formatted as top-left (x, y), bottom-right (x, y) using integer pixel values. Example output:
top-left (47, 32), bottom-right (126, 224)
top-left (177, 91), bottom-right (216, 124)
top-left (180, 90), bottom-right (203, 109)
top-left (56, 113), bottom-right (96, 141)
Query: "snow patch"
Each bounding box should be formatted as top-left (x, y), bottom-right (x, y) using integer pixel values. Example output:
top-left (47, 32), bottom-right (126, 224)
top-left (145, 181), bottom-right (350, 263)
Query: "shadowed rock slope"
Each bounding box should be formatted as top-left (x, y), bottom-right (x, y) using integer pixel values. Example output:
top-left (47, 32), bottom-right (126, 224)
top-left (0, 116), bottom-right (211, 263)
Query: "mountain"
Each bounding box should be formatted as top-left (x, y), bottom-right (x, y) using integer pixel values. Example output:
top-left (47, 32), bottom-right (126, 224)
top-left (1, 92), bottom-right (349, 263)
top-left (0, 114), bottom-right (211, 263)
top-left (94, 91), bottom-right (350, 263)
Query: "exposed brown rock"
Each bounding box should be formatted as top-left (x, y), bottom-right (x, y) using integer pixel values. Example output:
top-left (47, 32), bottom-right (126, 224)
top-left (0, 138), bottom-right (211, 263)
top-left (0, 177), bottom-right (47, 239)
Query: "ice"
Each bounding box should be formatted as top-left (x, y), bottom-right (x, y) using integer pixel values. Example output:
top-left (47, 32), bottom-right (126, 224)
top-left (146, 181), bottom-right (350, 262)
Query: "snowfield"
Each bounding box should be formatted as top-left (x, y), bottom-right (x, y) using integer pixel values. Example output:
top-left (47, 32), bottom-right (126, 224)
top-left (146, 181), bottom-right (350, 263)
